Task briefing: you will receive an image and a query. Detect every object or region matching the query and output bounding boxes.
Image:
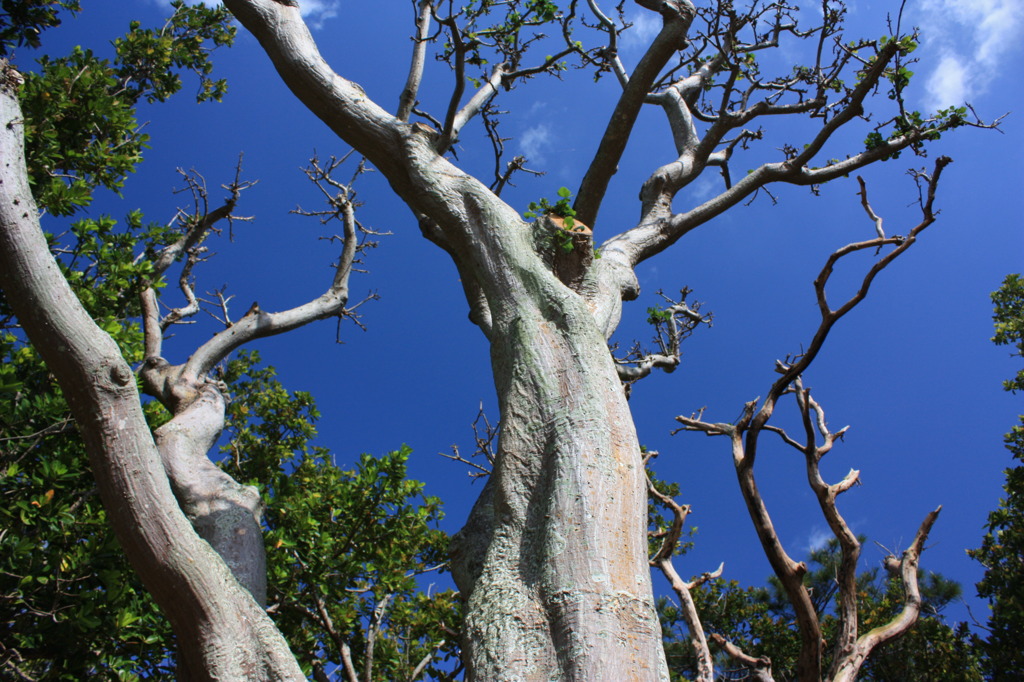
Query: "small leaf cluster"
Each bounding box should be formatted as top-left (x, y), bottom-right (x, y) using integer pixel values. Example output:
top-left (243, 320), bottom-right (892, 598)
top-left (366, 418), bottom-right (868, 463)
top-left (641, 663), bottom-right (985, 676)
top-left (525, 186), bottom-right (583, 253)
top-left (646, 306), bottom-right (673, 325)
top-left (857, 35), bottom-right (969, 162)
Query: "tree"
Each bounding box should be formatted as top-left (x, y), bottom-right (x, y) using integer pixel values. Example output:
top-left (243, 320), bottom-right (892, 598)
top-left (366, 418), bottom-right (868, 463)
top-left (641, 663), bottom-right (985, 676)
top-left (659, 539), bottom-right (983, 681)
top-left (0, 211), bottom-right (179, 679)
top-left (970, 273), bottom-right (1024, 679)
top-left (1, 4), bottom-right (456, 679)
top-left (0, 0), bottom-right (1001, 680)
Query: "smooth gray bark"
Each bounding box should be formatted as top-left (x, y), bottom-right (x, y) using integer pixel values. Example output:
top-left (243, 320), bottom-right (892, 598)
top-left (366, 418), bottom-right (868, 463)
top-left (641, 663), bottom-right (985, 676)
top-left (151, 381), bottom-right (268, 606)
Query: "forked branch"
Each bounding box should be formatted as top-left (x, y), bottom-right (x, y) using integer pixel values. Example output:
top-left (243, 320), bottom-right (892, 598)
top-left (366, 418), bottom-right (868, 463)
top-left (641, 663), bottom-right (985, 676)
top-left (141, 155), bottom-right (378, 410)
top-left (673, 161), bottom-right (951, 680)
top-left (615, 288), bottom-right (711, 386)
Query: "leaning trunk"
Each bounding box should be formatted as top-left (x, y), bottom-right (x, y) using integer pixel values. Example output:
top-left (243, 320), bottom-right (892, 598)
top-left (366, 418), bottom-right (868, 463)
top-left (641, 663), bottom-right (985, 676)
top-left (0, 62), bottom-right (303, 682)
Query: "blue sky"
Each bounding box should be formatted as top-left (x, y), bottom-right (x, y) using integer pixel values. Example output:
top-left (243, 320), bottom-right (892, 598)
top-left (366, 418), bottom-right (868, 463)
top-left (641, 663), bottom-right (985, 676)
top-left (26, 0), bottom-right (1024, 635)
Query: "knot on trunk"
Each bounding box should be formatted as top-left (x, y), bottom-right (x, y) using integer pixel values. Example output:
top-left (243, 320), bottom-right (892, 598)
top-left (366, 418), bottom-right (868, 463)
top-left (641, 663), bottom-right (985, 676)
top-left (542, 214), bottom-right (594, 293)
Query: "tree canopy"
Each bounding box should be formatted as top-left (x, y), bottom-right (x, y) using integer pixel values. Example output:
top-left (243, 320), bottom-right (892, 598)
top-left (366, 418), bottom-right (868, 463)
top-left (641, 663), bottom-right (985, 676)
top-left (0, 1), bottom-right (1020, 680)
top-left (970, 273), bottom-right (1024, 679)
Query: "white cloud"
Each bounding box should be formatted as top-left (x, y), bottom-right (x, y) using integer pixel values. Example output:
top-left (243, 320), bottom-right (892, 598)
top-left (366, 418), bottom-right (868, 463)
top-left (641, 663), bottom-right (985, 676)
top-left (298, 0), bottom-right (340, 29)
top-left (148, 0), bottom-right (341, 29)
top-left (622, 12), bottom-right (661, 52)
top-left (917, 0), bottom-right (1024, 110)
top-left (805, 526), bottom-right (832, 553)
top-left (519, 123), bottom-right (552, 164)
top-left (925, 54), bottom-right (969, 110)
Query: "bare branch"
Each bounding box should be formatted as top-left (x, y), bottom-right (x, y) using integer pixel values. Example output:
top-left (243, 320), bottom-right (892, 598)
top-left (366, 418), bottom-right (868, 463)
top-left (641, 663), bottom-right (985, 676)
top-left (615, 288), bottom-right (711, 386)
top-left (646, 468), bottom-right (715, 682)
top-left (142, 160), bottom-right (255, 361)
top-left (574, 1), bottom-right (697, 228)
top-left (857, 175), bottom-right (885, 239)
top-left (398, 0), bottom-right (434, 122)
top-left (408, 640), bottom-right (447, 681)
top-left (672, 156), bottom-right (953, 681)
top-left (441, 403), bottom-right (497, 479)
top-left (438, 62), bottom-right (505, 153)
top-left (340, 643), bottom-right (360, 682)
top-left (175, 155), bottom-right (375, 384)
top-left (709, 633), bottom-right (774, 682)
top-left (831, 507), bottom-right (943, 681)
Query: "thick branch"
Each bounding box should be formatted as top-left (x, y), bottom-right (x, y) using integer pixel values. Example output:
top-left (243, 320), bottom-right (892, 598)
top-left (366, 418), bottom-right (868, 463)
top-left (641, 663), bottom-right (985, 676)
top-left (831, 507), bottom-right (942, 681)
top-left (574, 0), bottom-right (696, 228)
top-left (222, 0), bottom-right (407, 182)
top-left (708, 634), bottom-right (774, 682)
top-left (397, 0), bottom-right (433, 122)
top-left (0, 61), bottom-right (302, 681)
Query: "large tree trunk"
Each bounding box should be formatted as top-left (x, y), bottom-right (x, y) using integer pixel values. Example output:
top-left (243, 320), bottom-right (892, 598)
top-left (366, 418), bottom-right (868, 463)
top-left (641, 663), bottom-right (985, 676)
top-left (437, 191), bottom-right (667, 681)
top-left (452, 288), bottom-right (667, 680)
top-left (0, 62), bottom-right (303, 682)
top-left (211, 3), bottom-right (672, 677)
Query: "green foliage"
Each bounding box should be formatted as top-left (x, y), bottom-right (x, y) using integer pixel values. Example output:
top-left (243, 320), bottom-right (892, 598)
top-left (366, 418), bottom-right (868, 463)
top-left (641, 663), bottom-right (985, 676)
top-left (660, 539), bottom-right (982, 681)
top-left (0, 0), bottom-right (81, 56)
top-left (525, 186), bottom-right (583, 253)
top-left (991, 274), bottom-right (1024, 394)
top-left (969, 273), bottom-right (1024, 679)
top-left (0, 213), bottom-right (177, 680)
top-left (113, 2), bottom-right (235, 105)
top-left (646, 307), bottom-right (673, 325)
top-left (221, 353), bottom-right (460, 681)
top-left (16, 1), bottom-right (234, 215)
top-left (445, 0), bottom-right (565, 73)
top-left (853, 33), bottom-right (967, 162)
top-left (524, 186), bottom-right (576, 225)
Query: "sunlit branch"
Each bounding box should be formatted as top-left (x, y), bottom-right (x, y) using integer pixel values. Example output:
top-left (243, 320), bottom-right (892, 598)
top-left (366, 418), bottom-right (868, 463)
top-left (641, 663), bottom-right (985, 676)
top-left (614, 288), bottom-right (710, 386)
top-left (574, 0), bottom-right (697, 229)
top-left (398, 0), bottom-right (434, 122)
top-left (673, 159), bottom-right (952, 679)
top-left (831, 507), bottom-right (942, 681)
top-left (645, 459), bottom-right (716, 682)
top-left (708, 634), bottom-right (774, 682)
top-left (437, 14), bottom-right (470, 150)
top-left (585, 0), bottom-right (628, 88)
top-left (439, 62), bottom-right (505, 153)
top-left (858, 175), bottom-right (885, 239)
